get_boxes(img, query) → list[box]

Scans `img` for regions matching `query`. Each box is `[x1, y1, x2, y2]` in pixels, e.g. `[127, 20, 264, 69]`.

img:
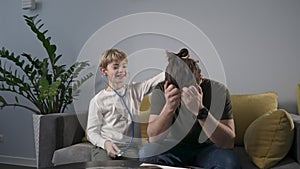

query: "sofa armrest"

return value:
[290, 114, 300, 163]
[36, 113, 85, 168]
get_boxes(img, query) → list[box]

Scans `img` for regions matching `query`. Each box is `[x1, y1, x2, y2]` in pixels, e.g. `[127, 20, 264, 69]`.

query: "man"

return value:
[139, 48, 241, 169]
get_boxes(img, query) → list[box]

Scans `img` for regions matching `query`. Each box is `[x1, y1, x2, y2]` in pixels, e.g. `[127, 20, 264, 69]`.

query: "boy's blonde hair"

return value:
[99, 49, 128, 68]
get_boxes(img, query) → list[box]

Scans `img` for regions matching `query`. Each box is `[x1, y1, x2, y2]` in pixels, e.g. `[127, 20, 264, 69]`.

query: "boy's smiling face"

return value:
[102, 59, 128, 89]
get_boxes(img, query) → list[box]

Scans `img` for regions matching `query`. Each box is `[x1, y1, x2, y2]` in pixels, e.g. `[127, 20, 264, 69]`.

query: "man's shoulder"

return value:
[202, 78, 229, 94]
[202, 78, 227, 88]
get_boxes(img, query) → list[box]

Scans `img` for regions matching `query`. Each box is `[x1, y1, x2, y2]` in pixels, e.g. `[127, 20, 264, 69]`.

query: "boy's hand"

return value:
[181, 85, 204, 115]
[104, 140, 120, 158]
[164, 81, 181, 112]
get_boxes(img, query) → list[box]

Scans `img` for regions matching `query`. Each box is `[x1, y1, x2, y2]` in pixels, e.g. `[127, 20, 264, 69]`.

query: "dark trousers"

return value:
[139, 141, 241, 169]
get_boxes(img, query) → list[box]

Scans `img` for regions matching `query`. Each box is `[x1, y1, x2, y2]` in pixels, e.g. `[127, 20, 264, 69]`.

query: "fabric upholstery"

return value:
[290, 114, 300, 163]
[52, 142, 93, 165]
[56, 113, 86, 148]
[234, 146, 300, 169]
[244, 109, 294, 169]
[140, 95, 151, 112]
[231, 92, 278, 145]
[37, 96, 300, 168]
[36, 113, 86, 168]
[140, 96, 151, 144]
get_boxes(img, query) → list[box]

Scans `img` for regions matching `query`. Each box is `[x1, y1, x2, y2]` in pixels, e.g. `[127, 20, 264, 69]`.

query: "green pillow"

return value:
[231, 92, 278, 145]
[244, 109, 294, 169]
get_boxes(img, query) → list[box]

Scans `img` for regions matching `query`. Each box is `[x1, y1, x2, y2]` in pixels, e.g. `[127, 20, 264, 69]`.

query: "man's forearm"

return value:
[199, 115, 235, 148]
[147, 107, 174, 142]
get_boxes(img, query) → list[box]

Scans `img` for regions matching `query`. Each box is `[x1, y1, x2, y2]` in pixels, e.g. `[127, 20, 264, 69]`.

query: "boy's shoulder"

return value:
[90, 89, 107, 100]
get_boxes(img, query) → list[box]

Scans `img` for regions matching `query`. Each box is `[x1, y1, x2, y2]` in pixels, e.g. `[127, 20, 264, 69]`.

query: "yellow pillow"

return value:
[244, 109, 294, 169]
[140, 96, 151, 144]
[231, 92, 278, 145]
[140, 95, 151, 112]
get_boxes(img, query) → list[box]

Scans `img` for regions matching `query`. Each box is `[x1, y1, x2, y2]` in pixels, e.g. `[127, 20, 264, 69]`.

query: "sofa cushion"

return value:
[52, 142, 93, 166]
[289, 114, 300, 163]
[140, 95, 151, 112]
[244, 109, 294, 169]
[231, 92, 278, 145]
[140, 96, 151, 144]
[234, 146, 300, 169]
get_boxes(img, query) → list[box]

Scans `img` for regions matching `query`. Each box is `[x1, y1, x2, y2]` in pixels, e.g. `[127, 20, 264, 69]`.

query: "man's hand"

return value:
[164, 81, 181, 112]
[104, 140, 120, 158]
[181, 85, 204, 115]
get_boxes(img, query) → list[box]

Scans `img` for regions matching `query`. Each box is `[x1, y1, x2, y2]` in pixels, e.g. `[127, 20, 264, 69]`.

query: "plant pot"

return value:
[32, 113, 62, 168]
[32, 114, 42, 167]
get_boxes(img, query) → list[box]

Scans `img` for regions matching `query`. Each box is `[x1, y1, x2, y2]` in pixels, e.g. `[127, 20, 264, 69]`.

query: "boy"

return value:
[86, 49, 164, 161]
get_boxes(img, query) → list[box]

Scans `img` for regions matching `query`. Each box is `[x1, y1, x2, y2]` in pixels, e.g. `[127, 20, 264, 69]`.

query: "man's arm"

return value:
[147, 82, 181, 142]
[182, 85, 235, 148]
[199, 117, 235, 148]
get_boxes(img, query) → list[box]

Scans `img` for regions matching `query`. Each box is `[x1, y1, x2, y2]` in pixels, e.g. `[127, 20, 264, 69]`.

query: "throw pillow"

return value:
[231, 92, 278, 145]
[244, 109, 294, 169]
[140, 96, 151, 144]
[140, 95, 151, 112]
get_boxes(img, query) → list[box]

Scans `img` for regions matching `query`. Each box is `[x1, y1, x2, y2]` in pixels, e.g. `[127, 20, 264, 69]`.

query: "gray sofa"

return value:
[36, 112, 300, 169]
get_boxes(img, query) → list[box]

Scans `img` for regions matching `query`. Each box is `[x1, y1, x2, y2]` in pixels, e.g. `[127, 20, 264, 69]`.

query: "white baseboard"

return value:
[0, 155, 36, 167]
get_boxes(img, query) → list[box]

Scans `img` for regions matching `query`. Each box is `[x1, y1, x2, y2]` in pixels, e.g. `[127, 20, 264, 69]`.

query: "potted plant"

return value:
[0, 15, 92, 114]
[0, 15, 93, 167]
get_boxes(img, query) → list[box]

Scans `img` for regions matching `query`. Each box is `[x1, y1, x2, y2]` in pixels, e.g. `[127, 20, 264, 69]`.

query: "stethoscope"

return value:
[102, 76, 134, 157]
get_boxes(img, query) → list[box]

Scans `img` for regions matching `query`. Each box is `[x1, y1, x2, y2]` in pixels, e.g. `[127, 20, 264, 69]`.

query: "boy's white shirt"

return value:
[87, 72, 165, 149]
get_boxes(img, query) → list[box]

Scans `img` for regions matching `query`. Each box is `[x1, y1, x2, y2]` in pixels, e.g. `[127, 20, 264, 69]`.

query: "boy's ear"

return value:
[100, 67, 107, 76]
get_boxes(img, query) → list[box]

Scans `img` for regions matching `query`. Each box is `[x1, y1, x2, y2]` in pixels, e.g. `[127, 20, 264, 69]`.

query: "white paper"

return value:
[140, 163, 191, 169]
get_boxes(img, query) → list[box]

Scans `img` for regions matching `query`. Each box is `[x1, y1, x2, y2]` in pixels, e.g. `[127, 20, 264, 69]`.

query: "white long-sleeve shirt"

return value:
[87, 72, 164, 149]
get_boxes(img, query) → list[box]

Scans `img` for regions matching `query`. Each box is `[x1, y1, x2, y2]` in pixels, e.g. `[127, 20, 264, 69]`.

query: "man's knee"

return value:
[195, 146, 241, 169]
[138, 144, 160, 163]
[213, 149, 241, 169]
[139, 142, 164, 158]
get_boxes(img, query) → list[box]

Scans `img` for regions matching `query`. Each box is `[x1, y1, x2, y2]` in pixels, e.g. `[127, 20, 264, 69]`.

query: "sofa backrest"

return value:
[140, 92, 279, 146]
[231, 92, 278, 145]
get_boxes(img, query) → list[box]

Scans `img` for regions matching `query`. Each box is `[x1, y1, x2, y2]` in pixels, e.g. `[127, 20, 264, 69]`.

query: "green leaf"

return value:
[38, 78, 49, 100]
[48, 81, 60, 101]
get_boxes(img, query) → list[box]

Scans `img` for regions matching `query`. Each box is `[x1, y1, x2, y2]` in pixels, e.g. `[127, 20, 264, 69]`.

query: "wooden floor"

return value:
[0, 163, 36, 169]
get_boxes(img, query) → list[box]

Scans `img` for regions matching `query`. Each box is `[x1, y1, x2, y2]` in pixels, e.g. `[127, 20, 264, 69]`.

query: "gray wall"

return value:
[1, 0, 300, 166]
